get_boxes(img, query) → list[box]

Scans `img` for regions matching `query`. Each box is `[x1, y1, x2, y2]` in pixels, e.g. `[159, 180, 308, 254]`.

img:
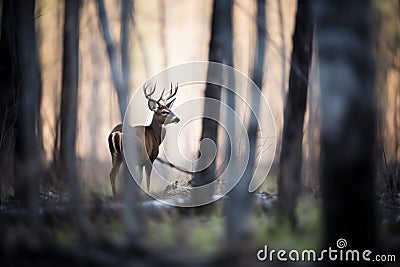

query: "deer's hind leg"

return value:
[110, 155, 122, 196]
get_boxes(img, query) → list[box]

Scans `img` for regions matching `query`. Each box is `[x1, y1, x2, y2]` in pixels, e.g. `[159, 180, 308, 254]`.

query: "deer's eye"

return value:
[162, 111, 169, 116]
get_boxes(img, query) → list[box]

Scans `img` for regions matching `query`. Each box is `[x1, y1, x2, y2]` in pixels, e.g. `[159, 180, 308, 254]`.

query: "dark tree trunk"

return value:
[315, 0, 377, 252]
[191, 0, 233, 206]
[59, 0, 80, 191]
[278, 0, 313, 225]
[225, 0, 266, 241]
[13, 0, 43, 199]
[192, 0, 232, 187]
[120, 0, 142, 239]
[0, 0, 18, 199]
[59, 0, 84, 233]
[13, 0, 43, 228]
[224, 0, 235, 164]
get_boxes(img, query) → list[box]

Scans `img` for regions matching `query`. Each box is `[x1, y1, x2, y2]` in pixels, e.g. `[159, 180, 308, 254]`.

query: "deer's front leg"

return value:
[132, 164, 144, 188]
[144, 162, 152, 191]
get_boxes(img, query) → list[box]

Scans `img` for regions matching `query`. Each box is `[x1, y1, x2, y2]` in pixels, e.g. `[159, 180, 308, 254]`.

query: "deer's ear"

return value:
[166, 98, 176, 108]
[148, 99, 158, 111]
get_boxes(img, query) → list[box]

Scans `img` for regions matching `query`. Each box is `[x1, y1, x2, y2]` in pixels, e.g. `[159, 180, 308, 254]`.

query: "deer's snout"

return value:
[164, 113, 180, 124]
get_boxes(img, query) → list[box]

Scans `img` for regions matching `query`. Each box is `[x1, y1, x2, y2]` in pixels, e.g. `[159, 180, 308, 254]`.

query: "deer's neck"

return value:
[149, 119, 165, 146]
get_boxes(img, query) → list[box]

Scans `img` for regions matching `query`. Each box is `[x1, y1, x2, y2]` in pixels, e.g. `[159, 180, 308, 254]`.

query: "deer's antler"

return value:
[144, 82, 178, 104]
[164, 83, 179, 103]
[143, 83, 157, 101]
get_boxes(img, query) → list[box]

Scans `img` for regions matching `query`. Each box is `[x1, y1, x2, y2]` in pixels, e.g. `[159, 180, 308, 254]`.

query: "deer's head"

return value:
[144, 83, 180, 125]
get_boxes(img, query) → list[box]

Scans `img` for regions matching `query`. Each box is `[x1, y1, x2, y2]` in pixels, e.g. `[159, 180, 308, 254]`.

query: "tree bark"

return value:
[96, 0, 128, 119]
[277, 0, 286, 104]
[13, 0, 43, 229]
[225, 0, 266, 241]
[0, 0, 18, 199]
[191, 0, 233, 205]
[278, 0, 313, 225]
[120, 0, 143, 239]
[223, 0, 235, 172]
[60, 0, 80, 191]
[59, 0, 84, 233]
[315, 0, 377, 252]
[121, 0, 131, 95]
[192, 0, 231, 186]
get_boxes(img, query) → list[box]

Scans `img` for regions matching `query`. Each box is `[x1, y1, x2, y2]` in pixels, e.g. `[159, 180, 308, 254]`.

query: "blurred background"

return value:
[35, 0, 296, 193]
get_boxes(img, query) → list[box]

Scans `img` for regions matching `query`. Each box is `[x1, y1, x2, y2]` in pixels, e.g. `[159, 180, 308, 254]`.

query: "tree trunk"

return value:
[191, 0, 233, 205]
[121, 0, 131, 95]
[159, 0, 168, 69]
[59, 0, 84, 233]
[315, 0, 377, 251]
[0, 0, 18, 199]
[222, 0, 235, 175]
[96, 0, 128, 119]
[120, 0, 143, 239]
[13, 0, 43, 229]
[277, 0, 313, 225]
[277, 0, 286, 104]
[60, 0, 80, 191]
[225, 0, 266, 241]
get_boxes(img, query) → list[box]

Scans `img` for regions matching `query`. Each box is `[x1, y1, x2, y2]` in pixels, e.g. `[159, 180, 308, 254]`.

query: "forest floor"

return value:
[1, 177, 400, 266]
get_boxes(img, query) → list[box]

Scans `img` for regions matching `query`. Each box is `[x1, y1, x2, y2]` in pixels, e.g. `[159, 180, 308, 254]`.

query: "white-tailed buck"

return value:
[108, 83, 180, 195]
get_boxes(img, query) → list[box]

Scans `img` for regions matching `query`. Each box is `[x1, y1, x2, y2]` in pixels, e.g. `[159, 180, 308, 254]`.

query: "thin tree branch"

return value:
[96, 0, 126, 117]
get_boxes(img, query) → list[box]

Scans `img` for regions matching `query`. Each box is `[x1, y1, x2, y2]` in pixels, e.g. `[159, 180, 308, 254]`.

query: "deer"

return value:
[108, 83, 180, 196]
